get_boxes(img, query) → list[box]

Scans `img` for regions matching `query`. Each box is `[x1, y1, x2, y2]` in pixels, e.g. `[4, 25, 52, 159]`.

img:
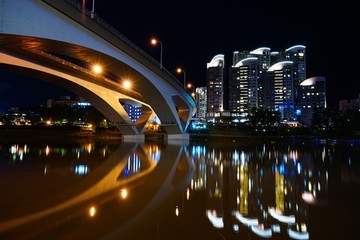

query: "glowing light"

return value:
[89, 206, 96, 217]
[301, 192, 315, 203]
[87, 143, 92, 153]
[234, 211, 259, 226]
[75, 165, 89, 175]
[92, 64, 102, 74]
[120, 188, 128, 199]
[251, 224, 272, 238]
[268, 207, 295, 224]
[175, 206, 179, 216]
[45, 145, 50, 156]
[288, 228, 309, 240]
[176, 67, 183, 74]
[150, 38, 159, 46]
[206, 210, 224, 228]
[176, 67, 186, 88]
[123, 80, 132, 89]
[150, 38, 163, 69]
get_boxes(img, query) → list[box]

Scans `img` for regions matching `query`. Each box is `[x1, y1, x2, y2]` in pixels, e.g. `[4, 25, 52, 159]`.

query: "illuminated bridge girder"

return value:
[0, 0, 196, 141]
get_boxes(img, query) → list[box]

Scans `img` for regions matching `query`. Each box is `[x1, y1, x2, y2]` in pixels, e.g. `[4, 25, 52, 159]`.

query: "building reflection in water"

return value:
[6, 142, 162, 178]
[2, 139, 359, 239]
[188, 141, 334, 239]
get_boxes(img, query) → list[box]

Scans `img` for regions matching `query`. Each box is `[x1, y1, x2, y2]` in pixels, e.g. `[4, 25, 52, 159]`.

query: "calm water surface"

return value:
[0, 137, 359, 240]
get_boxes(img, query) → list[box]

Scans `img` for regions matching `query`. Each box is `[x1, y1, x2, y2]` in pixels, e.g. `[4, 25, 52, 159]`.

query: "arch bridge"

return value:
[0, 0, 196, 142]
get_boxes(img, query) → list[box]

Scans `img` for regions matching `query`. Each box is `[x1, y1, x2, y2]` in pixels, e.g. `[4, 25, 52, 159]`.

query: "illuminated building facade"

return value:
[229, 48, 271, 121]
[299, 76, 327, 126]
[195, 87, 207, 120]
[229, 46, 305, 121]
[122, 104, 141, 122]
[206, 54, 225, 120]
[272, 45, 307, 120]
[266, 61, 296, 120]
[214, 45, 323, 124]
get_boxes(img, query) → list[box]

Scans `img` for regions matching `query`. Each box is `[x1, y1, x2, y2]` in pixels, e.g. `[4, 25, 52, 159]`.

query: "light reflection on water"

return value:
[185, 139, 360, 240]
[0, 138, 359, 239]
[189, 141, 329, 239]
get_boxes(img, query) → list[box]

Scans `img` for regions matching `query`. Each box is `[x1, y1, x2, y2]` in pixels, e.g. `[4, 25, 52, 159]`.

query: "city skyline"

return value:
[88, 0, 358, 107]
[0, 0, 359, 110]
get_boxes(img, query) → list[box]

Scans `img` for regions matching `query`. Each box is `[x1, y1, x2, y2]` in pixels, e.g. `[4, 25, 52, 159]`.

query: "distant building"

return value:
[299, 76, 327, 126]
[206, 54, 225, 121]
[122, 104, 141, 122]
[275, 45, 307, 115]
[46, 96, 91, 108]
[229, 47, 271, 121]
[339, 93, 360, 112]
[195, 87, 207, 120]
[228, 45, 306, 121]
[267, 60, 296, 120]
[204, 45, 324, 126]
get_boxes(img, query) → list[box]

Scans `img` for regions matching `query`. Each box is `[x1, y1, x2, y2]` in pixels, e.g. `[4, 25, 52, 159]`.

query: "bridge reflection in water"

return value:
[0, 138, 359, 239]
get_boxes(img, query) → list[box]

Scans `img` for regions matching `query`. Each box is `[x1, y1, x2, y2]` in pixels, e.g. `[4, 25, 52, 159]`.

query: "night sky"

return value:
[0, 0, 359, 111]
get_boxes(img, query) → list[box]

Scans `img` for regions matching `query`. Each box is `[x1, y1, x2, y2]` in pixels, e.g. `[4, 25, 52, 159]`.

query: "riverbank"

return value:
[1, 125, 359, 145]
[0, 125, 123, 143]
[189, 129, 360, 145]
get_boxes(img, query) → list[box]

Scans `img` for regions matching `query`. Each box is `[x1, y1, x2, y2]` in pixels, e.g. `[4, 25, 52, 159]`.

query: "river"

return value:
[0, 135, 359, 239]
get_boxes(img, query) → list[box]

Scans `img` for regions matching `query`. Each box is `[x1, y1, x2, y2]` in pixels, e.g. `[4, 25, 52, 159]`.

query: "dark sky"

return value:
[0, 0, 359, 110]
[91, 0, 358, 107]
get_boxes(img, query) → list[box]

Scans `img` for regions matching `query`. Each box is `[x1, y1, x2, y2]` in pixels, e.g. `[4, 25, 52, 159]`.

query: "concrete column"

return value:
[165, 133, 190, 144]
[122, 134, 145, 143]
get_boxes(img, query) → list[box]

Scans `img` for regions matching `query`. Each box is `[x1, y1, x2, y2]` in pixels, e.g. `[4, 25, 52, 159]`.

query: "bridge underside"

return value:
[0, 0, 196, 142]
[0, 34, 193, 142]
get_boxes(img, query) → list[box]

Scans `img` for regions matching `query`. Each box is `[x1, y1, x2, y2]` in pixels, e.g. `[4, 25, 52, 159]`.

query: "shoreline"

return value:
[0, 125, 123, 143]
[0, 126, 359, 144]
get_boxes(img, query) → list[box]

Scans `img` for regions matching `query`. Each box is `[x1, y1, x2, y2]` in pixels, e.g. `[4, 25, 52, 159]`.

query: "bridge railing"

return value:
[64, 0, 181, 85]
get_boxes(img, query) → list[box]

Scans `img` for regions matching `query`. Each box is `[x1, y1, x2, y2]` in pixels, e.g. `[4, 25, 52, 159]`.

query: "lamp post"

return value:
[187, 83, 195, 98]
[176, 67, 186, 89]
[150, 38, 163, 69]
[91, 0, 95, 18]
[187, 83, 194, 92]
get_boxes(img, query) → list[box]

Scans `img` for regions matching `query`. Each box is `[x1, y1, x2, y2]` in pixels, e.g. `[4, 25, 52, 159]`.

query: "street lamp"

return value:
[187, 83, 194, 92]
[176, 67, 186, 89]
[150, 38, 163, 69]
[187, 83, 195, 98]
[123, 80, 132, 89]
[92, 64, 102, 74]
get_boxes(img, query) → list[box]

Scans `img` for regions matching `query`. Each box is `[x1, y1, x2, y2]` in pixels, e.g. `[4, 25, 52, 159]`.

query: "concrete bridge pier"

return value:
[122, 134, 145, 143]
[165, 133, 190, 143]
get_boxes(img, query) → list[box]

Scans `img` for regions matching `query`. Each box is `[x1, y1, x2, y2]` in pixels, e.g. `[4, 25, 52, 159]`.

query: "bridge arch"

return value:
[0, 0, 196, 141]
